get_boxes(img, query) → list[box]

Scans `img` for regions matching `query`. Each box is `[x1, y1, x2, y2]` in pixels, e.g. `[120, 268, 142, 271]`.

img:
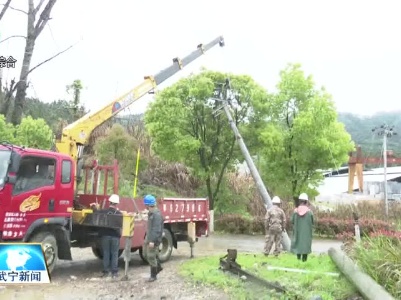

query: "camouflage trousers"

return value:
[264, 228, 283, 256]
[143, 242, 160, 267]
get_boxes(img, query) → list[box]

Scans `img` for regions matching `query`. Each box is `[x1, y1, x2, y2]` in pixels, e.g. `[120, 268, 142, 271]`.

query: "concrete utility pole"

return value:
[212, 79, 291, 251]
[372, 124, 397, 217]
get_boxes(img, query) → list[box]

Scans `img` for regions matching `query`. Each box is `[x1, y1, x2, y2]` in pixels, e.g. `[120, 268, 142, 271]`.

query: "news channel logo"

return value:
[0, 243, 50, 284]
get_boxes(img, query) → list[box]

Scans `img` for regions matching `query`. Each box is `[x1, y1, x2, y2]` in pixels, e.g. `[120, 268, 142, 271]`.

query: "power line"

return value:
[47, 23, 59, 51]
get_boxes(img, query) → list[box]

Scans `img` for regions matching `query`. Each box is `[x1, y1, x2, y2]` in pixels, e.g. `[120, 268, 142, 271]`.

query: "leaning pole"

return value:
[218, 80, 291, 251]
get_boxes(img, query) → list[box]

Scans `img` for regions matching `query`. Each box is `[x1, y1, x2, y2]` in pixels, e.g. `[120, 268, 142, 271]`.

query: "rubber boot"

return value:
[147, 267, 157, 282]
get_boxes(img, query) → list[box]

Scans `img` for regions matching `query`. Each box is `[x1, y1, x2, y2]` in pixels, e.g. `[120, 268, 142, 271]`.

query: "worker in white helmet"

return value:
[290, 192, 314, 262]
[99, 194, 123, 279]
[264, 196, 286, 257]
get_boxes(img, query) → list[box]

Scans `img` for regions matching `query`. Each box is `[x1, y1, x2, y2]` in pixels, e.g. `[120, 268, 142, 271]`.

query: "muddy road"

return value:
[0, 234, 342, 300]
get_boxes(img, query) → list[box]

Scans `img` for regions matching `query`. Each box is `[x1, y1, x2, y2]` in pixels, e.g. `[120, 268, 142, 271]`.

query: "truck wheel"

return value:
[138, 247, 147, 264]
[138, 229, 174, 264]
[159, 229, 173, 263]
[30, 232, 58, 274]
[91, 246, 123, 260]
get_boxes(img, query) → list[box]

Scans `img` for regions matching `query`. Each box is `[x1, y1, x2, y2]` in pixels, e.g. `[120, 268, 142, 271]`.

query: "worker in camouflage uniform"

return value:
[142, 194, 164, 282]
[264, 196, 286, 257]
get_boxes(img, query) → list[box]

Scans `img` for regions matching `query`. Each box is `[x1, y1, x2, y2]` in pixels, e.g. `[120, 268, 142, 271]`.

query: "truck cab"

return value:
[0, 143, 74, 272]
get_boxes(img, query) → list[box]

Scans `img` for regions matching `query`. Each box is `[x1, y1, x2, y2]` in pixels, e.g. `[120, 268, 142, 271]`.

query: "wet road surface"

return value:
[194, 233, 342, 255]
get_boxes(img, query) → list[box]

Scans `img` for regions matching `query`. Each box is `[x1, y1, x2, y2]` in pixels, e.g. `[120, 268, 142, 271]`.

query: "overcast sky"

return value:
[1, 0, 400, 117]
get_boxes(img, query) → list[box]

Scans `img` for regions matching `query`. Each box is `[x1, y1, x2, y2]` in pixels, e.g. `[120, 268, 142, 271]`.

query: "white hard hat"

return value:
[109, 194, 120, 204]
[299, 193, 309, 201]
[272, 196, 281, 204]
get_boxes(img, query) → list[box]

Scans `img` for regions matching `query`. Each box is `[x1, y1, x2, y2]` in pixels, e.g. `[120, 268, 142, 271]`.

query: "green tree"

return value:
[257, 63, 354, 200]
[15, 116, 54, 149]
[0, 114, 15, 142]
[94, 124, 140, 182]
[144, 69, 268, 209]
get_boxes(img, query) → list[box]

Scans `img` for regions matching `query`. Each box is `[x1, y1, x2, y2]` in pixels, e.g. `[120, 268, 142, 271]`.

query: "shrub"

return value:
[314, 218, 392, 238]
[215, 214, 393, 237]
[312, 201, 401, 225]
[369, 229, 401, 240]
[215, 214, 286, 235]
[214, 214, 253, 234]
[249, 216, 265, 234]
[351, 235, 401, 298]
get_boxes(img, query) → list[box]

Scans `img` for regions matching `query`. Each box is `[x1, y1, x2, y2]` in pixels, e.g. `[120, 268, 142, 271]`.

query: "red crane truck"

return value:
[0, 144, 209, 273]
[0, 36, 224, 273]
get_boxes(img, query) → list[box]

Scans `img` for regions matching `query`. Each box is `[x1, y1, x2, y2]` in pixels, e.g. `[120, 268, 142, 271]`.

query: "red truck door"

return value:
[2, 155, 73, 240]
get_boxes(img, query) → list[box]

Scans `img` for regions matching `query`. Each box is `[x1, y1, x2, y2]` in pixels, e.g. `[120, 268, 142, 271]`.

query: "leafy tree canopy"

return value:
[144, 69, 268, 209]
[0, 114, 15, 142]
[0, 114, 53, 149]
[256, 63, 354, 200]
[16, 116, 54, 149]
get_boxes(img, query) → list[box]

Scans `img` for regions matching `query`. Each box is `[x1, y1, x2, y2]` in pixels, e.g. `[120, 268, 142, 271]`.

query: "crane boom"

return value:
[55, 36, 225, 162]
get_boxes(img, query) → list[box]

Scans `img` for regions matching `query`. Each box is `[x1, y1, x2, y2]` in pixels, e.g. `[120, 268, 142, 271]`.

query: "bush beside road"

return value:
[215, 201, 401, 238]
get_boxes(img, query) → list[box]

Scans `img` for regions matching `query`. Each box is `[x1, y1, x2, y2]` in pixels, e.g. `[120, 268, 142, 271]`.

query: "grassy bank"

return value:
[179, 253, 359, 300]
[350, 234, 401, 299]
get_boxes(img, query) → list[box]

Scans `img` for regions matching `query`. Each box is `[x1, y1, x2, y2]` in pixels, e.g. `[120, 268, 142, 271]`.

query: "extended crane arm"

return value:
[55, 36, 225, 162]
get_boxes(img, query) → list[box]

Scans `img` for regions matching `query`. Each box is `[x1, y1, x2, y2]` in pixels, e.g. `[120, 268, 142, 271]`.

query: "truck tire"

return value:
[159, 229, 173, 263]
[30, 232, 58, 274]
[138, 247, 147, 264]
[91, 246, 123, 260]
[138, 229, 174, 264]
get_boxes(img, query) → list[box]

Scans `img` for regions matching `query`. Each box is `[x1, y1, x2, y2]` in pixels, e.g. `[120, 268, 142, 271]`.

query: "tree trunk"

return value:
[0, 0, 12, 22]
[9, 0, 58, 125]
[206, 176, 214, 210]
[74, 89, 80, 119]
[10, 36, 35, 125]
[0, 79, 16, 118]
[293, 196, 300, 207]
[292, 180, 299, 207]
[0, 69, 3, 105]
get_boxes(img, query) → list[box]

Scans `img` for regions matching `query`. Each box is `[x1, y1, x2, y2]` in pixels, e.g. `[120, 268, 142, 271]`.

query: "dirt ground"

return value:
[0, 245, 230, 300]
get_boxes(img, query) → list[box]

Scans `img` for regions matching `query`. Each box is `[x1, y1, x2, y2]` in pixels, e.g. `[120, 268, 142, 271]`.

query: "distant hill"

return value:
[338, 111, 401, 156]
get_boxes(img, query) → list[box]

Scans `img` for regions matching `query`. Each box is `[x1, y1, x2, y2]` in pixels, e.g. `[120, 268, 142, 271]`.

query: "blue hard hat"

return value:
[144, 194, 156, 206]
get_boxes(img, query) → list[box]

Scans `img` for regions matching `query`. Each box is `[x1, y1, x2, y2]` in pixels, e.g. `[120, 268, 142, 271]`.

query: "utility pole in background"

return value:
[372, 124, 397, 217]
[212, 79, 291, 251]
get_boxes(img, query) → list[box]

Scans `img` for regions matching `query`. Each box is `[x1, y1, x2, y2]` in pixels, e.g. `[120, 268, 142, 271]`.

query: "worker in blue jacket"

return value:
[142, 194, 164, 282]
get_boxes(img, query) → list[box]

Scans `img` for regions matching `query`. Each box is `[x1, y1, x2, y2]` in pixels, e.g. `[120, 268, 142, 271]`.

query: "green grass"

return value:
[179, 253, 359, 300]
[352, 236, 401, 298]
